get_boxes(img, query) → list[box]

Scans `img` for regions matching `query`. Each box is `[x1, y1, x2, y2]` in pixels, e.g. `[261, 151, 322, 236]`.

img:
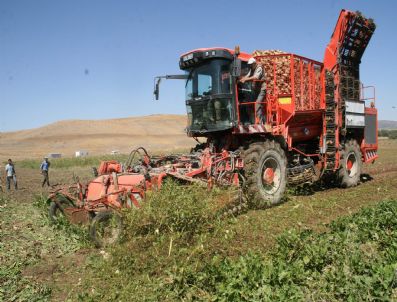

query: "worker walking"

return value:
[240, 58, 266, 124]
[5, 159, 18, 191]
[40, 157, 51, 187]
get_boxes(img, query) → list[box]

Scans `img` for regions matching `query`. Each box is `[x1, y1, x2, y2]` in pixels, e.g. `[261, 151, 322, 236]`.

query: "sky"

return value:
[0, 0, 396, 132]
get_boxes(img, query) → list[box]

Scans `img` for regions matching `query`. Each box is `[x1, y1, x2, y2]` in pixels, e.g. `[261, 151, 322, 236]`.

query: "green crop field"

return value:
[1, 139, 396, 301]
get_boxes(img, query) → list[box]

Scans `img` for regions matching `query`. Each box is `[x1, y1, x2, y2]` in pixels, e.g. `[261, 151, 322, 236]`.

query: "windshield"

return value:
[185, 59, 232, 99]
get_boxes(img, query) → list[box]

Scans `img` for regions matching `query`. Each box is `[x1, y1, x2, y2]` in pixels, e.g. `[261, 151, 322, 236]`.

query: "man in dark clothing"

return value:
[40, 157, 51, 187]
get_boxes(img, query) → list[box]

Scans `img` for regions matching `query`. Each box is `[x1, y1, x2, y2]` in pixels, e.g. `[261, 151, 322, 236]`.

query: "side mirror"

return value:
[153, 75, 188, 100]
[154, 77, 161, 100]
[232, 59, 241, 77]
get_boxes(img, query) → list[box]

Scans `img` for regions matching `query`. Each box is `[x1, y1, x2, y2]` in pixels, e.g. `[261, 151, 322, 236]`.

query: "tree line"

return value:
[379, 129, 397, 139]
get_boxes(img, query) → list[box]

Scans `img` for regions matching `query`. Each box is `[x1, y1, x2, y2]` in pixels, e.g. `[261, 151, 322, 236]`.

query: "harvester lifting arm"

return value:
[153, 74, 188, 100]
[323, 9, 376, 74]
[125, 147, 151, 168]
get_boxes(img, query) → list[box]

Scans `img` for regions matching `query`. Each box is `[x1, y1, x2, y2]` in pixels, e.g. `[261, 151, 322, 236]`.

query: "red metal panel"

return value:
[310, 63, 313, 108]
[299, 59, 304, 110]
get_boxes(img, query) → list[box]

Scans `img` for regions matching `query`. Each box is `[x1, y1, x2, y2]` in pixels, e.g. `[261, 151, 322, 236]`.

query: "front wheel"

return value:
[89, 211, 123, 248]
[243, 140, 287, 207]
[338, 139, 362, 188]
[48, 195, 75, 224]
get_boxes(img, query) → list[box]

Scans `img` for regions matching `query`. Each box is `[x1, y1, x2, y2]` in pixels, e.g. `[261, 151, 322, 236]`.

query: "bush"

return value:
[123, 180, 219, 238]
[379, 129, 397, 139]
[390, 130, 397, 139]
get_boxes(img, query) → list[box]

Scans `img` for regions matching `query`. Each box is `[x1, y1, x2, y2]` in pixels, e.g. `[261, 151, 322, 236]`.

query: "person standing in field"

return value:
[40, 157, 51, 187]
[5, 159, 18, 191]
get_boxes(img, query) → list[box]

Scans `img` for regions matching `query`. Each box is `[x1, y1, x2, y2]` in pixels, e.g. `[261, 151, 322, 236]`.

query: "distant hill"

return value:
[2, 115, 396, 161]
[379, 120, 397, 129]
[0, 114, 196, 161]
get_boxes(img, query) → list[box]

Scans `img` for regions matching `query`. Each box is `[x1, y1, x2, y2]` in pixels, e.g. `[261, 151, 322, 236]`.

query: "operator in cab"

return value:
[239, 58, 266, 124]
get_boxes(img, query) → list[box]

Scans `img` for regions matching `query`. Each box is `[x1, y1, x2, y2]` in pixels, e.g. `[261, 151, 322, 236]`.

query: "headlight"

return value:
[183, 53, 193, 62]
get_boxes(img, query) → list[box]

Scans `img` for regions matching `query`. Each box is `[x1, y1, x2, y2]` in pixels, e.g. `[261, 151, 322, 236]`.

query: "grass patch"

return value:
[33, 194, 91, 249]
[0, 263, 52, 302]
[0, 194, 90, 302]
[379, 129, 397, 139]
[0, 195, 53, 301]
[74, 195, 397, 301]
[16, 148, 191, 170]
[75, 181, 231, 301]
[17, 154, 129, 169]
[2, 139, 396, 300]
[122, 180, 222, 237]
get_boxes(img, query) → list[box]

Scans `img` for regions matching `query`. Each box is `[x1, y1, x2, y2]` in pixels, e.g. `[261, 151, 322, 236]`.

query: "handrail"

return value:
[361, 85, 376, 106]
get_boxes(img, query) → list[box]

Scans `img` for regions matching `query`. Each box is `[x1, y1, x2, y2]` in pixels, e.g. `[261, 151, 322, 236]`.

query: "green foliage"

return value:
[0, 193, 91, 302]
[0, 262, 52, 302]
[77, 180, 227, 301]
[0, 195, 53, 302]
[164, 200, 397, 301]
[379, 129, 397, 139]
[123, 180, 220, 237]
[16, 148, 191, 169]
[391, 131, 397, 139]
[17, 154, 128, 169]
[33, 194, 90, 249]
[22, 163, 397, 301]
[378, 129, 388, 137]
[74, 184, 397, 301]
[0, 194, 6, 207]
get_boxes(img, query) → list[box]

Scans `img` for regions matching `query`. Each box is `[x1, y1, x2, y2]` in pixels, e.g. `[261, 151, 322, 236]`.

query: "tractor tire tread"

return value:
[242, 139, 287, 208]
[338, 139, 362, 188]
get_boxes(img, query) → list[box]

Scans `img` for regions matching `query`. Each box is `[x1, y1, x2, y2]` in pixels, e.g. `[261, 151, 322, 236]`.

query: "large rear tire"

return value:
[338, 139, 362, 188]
[243, 140, 287, 207]
[89, 211, 123, 248]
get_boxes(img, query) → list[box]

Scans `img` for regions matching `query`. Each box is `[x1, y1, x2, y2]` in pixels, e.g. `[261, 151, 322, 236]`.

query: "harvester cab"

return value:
[154, 47, 253, 137]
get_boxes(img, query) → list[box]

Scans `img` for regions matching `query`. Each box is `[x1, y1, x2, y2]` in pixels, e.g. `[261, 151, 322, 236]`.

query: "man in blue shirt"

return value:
[40, 157, 51, 187]
[5, 159, 17, 190]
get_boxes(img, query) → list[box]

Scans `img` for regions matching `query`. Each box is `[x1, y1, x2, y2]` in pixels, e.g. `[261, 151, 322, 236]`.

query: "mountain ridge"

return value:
[0, 114, 194, 161]
[1, 115, 395, 161]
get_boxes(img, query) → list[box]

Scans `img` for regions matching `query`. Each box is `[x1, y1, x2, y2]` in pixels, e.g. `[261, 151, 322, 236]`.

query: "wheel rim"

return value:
[260, 156, 281, 194]
[346, 152, 358, 177]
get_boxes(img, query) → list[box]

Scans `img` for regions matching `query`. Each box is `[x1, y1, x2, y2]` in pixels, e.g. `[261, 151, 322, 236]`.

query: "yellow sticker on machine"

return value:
[278, 97, 292, 104]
